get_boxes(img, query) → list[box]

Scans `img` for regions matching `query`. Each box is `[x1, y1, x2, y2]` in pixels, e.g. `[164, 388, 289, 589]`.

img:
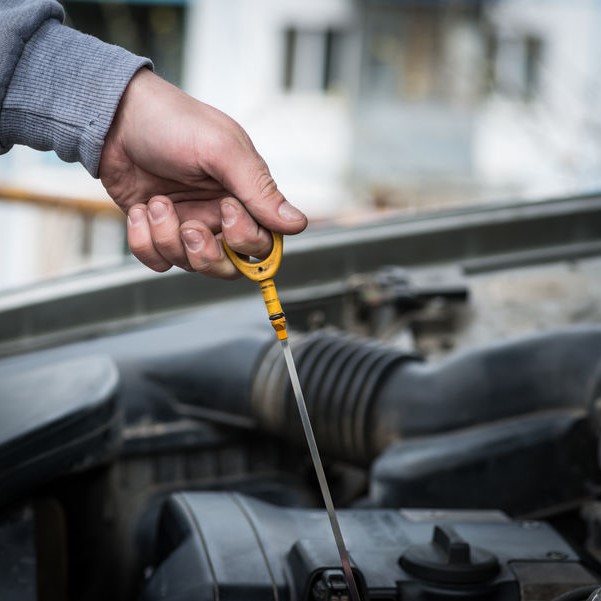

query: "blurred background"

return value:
[2, 0, 601, 290]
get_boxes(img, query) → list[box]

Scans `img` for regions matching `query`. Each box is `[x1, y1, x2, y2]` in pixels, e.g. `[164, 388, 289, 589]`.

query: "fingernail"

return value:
[148, 200, 168, 223]
[221, 202, 237, 227]
[278, 200, 304, 222]
[128, 207, 145, 226]
[181, 228, 206, 253]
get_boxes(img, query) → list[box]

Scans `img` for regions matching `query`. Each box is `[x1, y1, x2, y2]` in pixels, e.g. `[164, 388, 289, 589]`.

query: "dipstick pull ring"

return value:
[223, 232, 288, 340]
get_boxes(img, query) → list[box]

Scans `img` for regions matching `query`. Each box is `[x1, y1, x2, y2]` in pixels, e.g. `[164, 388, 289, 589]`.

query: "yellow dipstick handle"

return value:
[223, 232, 288, 340]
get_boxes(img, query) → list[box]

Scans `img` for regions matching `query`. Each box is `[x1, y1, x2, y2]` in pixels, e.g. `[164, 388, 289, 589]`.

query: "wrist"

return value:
[0, 19, 152, 176]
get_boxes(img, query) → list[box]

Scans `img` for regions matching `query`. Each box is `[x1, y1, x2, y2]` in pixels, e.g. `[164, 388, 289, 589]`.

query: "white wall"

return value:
[475, 0, 601, 198]
[183, 0, 359, 218]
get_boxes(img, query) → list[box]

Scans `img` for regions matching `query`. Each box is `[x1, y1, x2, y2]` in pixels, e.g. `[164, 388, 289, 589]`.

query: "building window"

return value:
[486, 32, 544, 101]
[282, 27, 348, 94]
[361, 4, 486, 106]
[61, 1, 187, 86]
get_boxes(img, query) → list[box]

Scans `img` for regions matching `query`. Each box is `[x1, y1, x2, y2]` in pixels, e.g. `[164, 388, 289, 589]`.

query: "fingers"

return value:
[219, 197, 272, 258]
[126, 196, 265, 278]
[127, 192, 286, 278]
[127, 196, 191, 272]
[127, 204, 172, 272]
[177, 198, 273, 279]
[180, 222, 239, 279]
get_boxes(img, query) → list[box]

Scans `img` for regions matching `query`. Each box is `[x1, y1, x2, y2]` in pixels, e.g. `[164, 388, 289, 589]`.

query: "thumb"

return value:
[209, 128, 308, 234]
[238, 168, 308, 234]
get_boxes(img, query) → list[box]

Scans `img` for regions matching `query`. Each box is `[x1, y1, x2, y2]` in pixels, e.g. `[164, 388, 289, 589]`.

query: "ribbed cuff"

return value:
[0, 19, 152, 176]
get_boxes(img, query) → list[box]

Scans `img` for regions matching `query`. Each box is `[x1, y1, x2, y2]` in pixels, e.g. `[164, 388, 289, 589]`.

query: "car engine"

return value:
[2, 195, 601, 601]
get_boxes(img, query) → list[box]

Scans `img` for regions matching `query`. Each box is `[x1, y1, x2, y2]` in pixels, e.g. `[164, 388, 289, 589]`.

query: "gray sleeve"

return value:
[0, 0, 152, 176]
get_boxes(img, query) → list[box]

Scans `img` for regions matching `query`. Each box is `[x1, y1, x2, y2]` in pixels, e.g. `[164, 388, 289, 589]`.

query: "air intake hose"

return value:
[251, 326, 601, 465]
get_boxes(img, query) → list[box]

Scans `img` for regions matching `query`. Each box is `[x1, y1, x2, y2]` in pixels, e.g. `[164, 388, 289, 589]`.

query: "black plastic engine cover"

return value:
[141, 492, 599, 601]
[0, 355, 120, 507]
[369, 410, 601, 516]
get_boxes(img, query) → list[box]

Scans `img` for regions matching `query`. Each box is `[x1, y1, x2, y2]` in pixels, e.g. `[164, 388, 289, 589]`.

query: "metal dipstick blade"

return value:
[280, 339, 363, 601]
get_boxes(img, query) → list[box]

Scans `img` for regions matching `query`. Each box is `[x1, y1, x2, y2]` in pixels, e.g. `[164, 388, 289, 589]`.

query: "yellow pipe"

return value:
[0, 185, 123, 218]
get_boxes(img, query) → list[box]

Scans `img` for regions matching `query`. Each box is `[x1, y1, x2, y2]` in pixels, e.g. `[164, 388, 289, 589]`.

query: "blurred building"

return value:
[185, 0, 601, 212]
[1, 0, 601, 288]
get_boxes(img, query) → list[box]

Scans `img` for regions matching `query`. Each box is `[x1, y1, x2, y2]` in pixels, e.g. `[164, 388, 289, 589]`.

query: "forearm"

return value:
[0, 0, 63, 102]
[0, 0, 151, 176]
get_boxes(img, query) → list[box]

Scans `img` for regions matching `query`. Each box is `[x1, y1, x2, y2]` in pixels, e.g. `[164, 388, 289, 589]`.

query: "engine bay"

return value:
[2, 195, 601, 601]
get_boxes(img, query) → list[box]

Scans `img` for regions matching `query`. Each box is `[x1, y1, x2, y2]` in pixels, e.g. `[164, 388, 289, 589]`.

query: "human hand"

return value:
[98, 68, 307, 278]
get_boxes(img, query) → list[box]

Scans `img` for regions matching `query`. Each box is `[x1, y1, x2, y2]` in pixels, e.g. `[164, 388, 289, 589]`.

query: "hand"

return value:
[98, 69, 307, 278]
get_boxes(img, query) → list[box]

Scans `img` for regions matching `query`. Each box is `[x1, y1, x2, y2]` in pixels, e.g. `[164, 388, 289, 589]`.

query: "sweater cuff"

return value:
[0, 19, 152, 176]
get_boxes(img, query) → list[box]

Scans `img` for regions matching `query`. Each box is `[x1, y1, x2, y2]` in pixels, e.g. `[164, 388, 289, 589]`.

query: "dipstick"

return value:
[223, 232, 363, 601]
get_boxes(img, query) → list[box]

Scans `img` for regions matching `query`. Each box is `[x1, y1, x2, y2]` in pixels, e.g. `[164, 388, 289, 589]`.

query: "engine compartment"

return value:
[3, 195, 601, 601]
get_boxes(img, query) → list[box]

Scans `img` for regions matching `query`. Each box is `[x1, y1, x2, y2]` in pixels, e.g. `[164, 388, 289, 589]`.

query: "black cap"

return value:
[400, 525, 500, 584]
